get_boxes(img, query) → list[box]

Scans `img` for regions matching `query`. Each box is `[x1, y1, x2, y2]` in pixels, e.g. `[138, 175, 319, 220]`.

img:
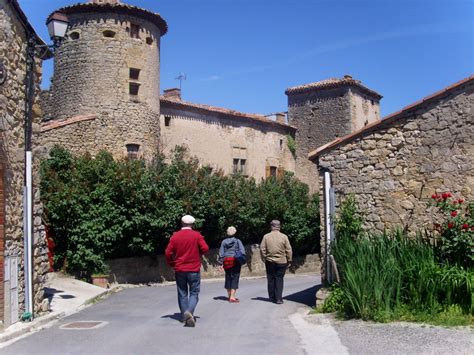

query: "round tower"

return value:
[45, 0, 167, 160]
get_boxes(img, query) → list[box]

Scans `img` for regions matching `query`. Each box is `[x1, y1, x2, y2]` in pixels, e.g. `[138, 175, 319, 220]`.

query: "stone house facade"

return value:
[286, 75, 382, 191]
[160, 89, 296, 180]
[309, 76, 474, 283]
[0, 0, 51, 327]
[40, 0, 168, 161]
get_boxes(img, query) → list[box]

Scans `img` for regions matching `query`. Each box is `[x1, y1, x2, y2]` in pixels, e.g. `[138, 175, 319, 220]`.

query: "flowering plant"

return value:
[431, 193, 473, 268]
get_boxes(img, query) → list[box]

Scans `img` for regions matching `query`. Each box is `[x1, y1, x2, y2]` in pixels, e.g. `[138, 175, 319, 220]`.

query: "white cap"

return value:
[227, 226, 237, 236]
[181, 215, 195, 224]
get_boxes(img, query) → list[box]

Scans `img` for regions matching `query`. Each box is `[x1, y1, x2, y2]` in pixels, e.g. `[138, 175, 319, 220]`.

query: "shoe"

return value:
[276, 300, 284, 304]
[184, 311, 195, 327]
[229, 298, 240, 303]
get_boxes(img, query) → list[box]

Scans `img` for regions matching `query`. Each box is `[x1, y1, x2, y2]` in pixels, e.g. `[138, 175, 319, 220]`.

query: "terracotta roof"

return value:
[7, 0, 53, 59]
[41, 114, 97, 132]
[161, 97, 296, 131]
[285, 76, 382, 99]
[48, 1, 168, 36]
[308, 75, 474, 161]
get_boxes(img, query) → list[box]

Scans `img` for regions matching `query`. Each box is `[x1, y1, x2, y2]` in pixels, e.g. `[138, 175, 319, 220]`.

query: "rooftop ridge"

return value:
[286, 75, 382, 99]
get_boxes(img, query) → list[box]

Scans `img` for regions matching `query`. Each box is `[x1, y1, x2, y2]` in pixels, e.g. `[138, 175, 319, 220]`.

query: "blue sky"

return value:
[20, 0, 473, 117]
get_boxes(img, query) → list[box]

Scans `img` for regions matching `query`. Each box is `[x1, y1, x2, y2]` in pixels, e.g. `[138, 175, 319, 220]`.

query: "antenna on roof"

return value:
[175, 72, 187, 91]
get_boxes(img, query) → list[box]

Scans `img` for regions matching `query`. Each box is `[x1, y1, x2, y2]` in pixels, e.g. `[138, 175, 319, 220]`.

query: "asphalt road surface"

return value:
[2, 275, 320, 355]
[2, 274, 473, 355]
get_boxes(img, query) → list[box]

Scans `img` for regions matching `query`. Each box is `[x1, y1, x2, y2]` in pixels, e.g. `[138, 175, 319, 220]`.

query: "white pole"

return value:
[26, 151, 33, 317]
[324, 171, 332, 284]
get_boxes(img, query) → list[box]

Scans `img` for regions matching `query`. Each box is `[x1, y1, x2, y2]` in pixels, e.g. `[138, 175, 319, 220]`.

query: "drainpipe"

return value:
[323, 170, 332, 284]
[23, 38, 36, 319]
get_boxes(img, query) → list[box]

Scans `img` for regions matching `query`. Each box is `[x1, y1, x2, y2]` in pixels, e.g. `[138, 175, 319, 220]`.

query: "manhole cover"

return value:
[60, 321, 107, 330]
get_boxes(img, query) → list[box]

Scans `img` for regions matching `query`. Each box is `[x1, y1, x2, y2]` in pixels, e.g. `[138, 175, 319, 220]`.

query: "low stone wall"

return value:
[107, 245, 320, 284]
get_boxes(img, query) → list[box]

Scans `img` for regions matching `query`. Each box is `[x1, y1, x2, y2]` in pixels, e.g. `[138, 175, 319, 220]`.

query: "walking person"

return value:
[260, 220, 292, 304]
[218, 226, 246, 303]
[165, 215, 209, 327]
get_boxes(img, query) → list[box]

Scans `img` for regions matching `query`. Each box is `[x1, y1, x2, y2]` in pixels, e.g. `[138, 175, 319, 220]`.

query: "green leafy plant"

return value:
[286, 135, 296, 156]
[335, 194, 364, 240]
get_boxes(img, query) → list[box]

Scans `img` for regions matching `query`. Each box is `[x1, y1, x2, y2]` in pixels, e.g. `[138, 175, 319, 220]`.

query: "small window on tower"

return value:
[69, 32, 80, 40]
[129, 82, 140, 96]
[129, 68, 140, 80]
[130, 23, 140, 39]
[280, 139, 283, 150]
[126, 144, 140, 160]
[103, 30, 116, 38]
[146, 37, 153, 45]
[164, 116, 171, 127]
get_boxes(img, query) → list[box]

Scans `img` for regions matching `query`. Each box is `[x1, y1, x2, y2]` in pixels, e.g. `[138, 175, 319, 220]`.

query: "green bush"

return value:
[41, 146, 320, 277]
[329, 196, 473, 323]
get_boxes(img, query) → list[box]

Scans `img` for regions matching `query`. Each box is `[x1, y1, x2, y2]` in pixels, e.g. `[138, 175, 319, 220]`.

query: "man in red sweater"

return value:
[165, 215, 209, 327]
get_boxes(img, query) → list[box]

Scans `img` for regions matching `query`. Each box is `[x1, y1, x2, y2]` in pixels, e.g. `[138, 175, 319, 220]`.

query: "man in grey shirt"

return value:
[260, 220, 293, 304]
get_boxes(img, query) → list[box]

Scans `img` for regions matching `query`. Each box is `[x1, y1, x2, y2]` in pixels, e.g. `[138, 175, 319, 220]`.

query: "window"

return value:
[146, 37, 153, 45]
[270, 166, 277, 177]
[164, 116, 171, 127]
[126, 144, 140, 160]
[130, 23, 140, 39]
[69, 32, 80, 40]
[129, 82, 140, 96]
[129, 68, 140, 80]
[280, 139, 283, 150]
[233, 159, 246, 175]
[103, 30, 116, 38]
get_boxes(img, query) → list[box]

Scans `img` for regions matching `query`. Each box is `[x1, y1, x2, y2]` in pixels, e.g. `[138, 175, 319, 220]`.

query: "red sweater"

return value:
[165, 228, 209, 272]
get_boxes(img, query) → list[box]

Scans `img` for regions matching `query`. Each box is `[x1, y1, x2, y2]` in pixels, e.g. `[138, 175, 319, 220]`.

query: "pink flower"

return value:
[451, 211, 458, 217]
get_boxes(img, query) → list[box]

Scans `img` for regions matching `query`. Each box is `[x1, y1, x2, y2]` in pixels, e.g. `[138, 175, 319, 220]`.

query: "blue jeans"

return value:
[175, 272, 201, 316]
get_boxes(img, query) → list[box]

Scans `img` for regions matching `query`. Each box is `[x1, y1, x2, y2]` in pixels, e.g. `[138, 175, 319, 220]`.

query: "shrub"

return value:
[431, 193, 473, 268]
[329, 195, 473, 322]
[41, 146, 320, 277]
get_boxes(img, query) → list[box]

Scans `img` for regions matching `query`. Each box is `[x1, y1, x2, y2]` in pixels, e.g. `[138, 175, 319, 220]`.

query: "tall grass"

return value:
[332, 229, 473, 320]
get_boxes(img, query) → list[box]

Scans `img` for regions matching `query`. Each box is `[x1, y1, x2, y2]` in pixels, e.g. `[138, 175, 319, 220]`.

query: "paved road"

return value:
[2, 274, 473, 354]
[2, 275, 320, 355]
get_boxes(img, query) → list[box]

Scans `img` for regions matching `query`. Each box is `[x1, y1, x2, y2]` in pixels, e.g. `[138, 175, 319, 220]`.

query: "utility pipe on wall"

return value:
[324, 170, 332, 284]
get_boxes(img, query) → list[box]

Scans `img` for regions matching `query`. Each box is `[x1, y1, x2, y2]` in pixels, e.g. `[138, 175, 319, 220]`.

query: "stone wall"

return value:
[287, 85, 380, 191]
[107, 245, 320, 284]
[0, 0, 48, 327]
[42, 10, 163, 161]
[315, 79, 473, 283]
[160, 104, 295, 180]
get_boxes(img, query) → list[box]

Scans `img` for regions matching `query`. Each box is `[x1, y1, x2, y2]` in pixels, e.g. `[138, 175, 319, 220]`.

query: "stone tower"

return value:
[285, 75, 382, 190]
[43, 0, 168, 160]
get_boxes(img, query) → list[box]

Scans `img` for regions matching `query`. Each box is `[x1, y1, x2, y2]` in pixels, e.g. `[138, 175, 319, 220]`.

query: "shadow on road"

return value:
[251, 296, 274, 303]
[284, 284, 321, 307]
[213, 296, 229, 301]
[161, 313, 183, 323]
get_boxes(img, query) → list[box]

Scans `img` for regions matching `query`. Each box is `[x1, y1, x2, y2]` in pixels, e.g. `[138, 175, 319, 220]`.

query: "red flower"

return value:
[451, 211, 458, 217]
[448, 222, 455, 229]
[458, 199, 464, 204]
[431, 194, 437, 199]
[442, 193, 448, 199]
[471, 226, 474, 231]
[462, 224, 469, 230]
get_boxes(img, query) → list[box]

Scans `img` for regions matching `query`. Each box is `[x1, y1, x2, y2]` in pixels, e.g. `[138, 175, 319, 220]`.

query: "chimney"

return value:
[163, 88, 181, 101]
[343, 74, 353, 80]
[275, 112, 286, 124]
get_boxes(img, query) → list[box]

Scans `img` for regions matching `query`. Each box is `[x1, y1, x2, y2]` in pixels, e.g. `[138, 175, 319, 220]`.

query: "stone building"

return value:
[0, 0, 51, 327]
[40, 0, 168, 161]
[286, 75, 382, 190]
[309, 76, 474, 283]
[160, 88, 295, 180]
